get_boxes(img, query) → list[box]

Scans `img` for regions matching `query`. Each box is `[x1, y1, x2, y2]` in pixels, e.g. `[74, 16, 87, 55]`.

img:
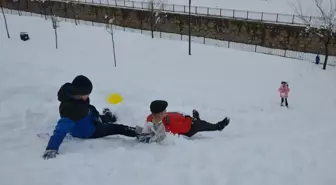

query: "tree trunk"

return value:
[322, 33, 331, 70]
[71, 3, 77, 25]
[40, 2, 47, 20]
[110, 23, 117, 67]
[151, 3, 154, 39]
[64, 4, 68, 18]
[54, 28, 58, 49]
[1, 6, 10, 38]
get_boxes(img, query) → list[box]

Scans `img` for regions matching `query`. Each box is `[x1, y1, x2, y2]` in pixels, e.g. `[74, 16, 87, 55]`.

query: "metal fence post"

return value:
[207, 7, 209, 16]
[220, 9, 222, 17]
[140, 19, 143, 33]
[276, 13, 279, 22]
[233, 10, 235, 18]
[41, 2, 47, 20]
[188, 0, 191, 55]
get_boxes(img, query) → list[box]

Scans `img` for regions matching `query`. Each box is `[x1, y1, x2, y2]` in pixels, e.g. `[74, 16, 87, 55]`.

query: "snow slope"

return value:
[1, 14, 336, 185]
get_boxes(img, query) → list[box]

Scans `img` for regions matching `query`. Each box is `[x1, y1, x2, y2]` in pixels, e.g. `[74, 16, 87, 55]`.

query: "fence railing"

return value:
[3, 8, 336, 66]
[50, 0, 321, 26]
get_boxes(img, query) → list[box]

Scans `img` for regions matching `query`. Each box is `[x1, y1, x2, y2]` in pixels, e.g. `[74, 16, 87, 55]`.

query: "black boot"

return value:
[192, 109, 200, 121]
[217, 117, 230, 131]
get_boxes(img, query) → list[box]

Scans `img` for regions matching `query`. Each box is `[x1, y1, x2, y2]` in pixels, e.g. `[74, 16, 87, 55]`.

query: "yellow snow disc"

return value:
[107, 93, 123, 104]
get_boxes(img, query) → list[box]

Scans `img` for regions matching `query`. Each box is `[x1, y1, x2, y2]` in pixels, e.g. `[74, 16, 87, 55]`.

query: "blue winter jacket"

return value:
[46, 83, 99, 151]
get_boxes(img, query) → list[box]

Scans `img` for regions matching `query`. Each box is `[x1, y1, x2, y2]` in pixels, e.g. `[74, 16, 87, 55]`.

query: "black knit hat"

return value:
[70, 75, 93, 95]
[150, 100, 168, 114]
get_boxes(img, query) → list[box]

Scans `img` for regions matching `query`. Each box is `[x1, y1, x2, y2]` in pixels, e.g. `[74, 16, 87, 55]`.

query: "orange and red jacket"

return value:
[146, 112, 192, 134]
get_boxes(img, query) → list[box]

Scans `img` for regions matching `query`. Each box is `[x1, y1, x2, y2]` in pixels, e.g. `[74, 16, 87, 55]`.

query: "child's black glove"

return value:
[43, 150, 58, 160]
[102, 108, 118, 123]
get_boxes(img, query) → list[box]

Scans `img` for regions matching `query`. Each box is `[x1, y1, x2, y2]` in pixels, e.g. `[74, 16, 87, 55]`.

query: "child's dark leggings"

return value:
[183, 119, 218, 137]
[89, 115, 138, 139]
[90, 123, 137, 138]
[281, 98, 288, 106]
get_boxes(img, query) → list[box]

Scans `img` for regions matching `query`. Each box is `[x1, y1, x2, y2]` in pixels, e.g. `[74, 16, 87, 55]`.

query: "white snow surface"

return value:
[1, 14, 336, 185]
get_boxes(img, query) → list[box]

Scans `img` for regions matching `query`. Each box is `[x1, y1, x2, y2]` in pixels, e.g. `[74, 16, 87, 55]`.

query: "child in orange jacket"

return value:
[144, 100, 230, 137]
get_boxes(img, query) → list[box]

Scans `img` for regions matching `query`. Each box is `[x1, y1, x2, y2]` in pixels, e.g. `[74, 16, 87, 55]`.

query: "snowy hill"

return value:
[1, 13, 336, 185]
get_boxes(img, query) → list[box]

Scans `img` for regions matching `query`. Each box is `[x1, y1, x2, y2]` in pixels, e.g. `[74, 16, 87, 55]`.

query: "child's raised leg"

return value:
[90, 123, 138, 138]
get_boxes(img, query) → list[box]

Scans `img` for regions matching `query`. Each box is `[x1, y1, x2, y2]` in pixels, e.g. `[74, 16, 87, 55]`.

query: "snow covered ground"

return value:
[1, 13, 336, 185]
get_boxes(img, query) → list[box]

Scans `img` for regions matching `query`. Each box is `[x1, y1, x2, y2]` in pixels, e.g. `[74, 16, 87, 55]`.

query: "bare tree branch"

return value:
[293, 0, 311, 26]
[293, 0, 336, 69]
[294, 0, 336, 33]
[315, 0, 327, 19]
[147, 0, 164, 38]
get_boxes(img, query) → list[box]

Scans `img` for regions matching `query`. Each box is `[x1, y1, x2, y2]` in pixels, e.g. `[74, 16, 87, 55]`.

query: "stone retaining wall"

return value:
[2, 0, 336, 55]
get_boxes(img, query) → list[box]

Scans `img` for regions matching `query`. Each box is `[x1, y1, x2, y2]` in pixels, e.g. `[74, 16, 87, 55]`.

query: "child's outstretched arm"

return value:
[138, 122, 166, 143]
[146, 122, 166, 143]
[43, 118, 75, 159]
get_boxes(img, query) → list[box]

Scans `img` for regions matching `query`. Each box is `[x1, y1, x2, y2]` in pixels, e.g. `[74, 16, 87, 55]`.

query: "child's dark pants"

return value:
[90, 123, 137, 139]
[281, 98, 288, 106]
[183, 119, 218, 137]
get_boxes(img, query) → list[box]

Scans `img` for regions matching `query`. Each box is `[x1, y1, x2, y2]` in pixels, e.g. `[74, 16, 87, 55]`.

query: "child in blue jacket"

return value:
[42, 75, 138, 159]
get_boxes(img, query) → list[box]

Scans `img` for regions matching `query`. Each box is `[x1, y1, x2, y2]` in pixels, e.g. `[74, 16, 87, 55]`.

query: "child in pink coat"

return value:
[278, 81, 290, 107]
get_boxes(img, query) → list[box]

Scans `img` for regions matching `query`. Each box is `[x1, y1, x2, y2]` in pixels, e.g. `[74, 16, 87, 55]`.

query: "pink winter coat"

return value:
[278, 84, 290, 98]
